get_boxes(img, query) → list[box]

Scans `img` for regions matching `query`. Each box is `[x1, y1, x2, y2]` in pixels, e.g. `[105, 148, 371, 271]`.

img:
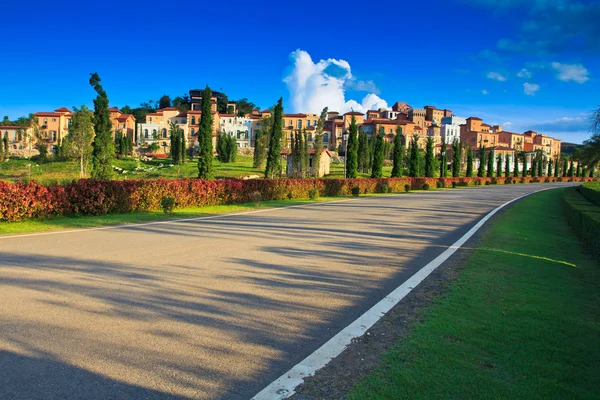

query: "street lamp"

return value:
[342, 132, 349, 179]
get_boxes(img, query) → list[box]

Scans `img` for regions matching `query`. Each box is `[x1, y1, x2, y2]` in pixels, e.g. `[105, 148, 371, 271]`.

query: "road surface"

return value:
[0, 184, 568, 399]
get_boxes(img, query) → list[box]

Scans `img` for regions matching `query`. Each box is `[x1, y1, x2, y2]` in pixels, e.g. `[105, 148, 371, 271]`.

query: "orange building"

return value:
[33, 107, 73, 146]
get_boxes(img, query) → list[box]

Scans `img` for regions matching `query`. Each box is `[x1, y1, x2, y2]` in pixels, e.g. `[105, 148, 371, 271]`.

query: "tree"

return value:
[409, 134, 420, 177]
[514, 152, 520, 177]
[496, 153, 503, 178]
[346, 115, 359, 178]
[554, 158, 559, 178]
[197, 85, 214, 179]
[312, 107, 327, 177]
[522, 153, 528, 177]
[357, 131, 369, 173]
[424, 136, 434, 177]
[486, 149, 494, 177]
[371, 129, 385, 178]
[173, 95, 191, 112]
[170, 122, 181, 164]
[568, 160, 574, 177]
[466, 146, 474, 177]
[391, 126, 404, 178]
[562, 158, 568, 176]
[180, 131, 186, 162]
[451, 139, 461, 177]
[576, 163, 581, 177]
[253, 116, 271, 169]
[216, 92, 229, 114]
[439, 137, 447, 178]
[89, 72, 115, 179]
[302, 129, 309, 177]
[159, 95, 171, 109]
[539, 154, 545, 176]
[265, 98, 283, 179]
[505, 153, 510, 177]
[64, 105, 94, 178]
[0, 131, 4, 161]
[235, 98, 256, 117]
[216, 131, 237, 163]
[477, 146, 486, 177]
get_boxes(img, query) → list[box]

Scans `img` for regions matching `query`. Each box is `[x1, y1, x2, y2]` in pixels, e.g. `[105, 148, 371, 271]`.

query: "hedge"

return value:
[563, 187, 600, 260]
[1, 176, 598, 222]
[578, 182, 600, 207]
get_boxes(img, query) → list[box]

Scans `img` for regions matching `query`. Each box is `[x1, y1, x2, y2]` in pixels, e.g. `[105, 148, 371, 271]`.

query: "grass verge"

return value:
[349, 188, 600, 400]
[0, 197, 344, 235]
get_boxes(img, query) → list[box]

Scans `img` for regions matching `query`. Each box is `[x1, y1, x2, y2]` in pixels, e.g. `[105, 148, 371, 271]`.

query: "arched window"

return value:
[162, 128, 167, 138]
[144, 129, 149, 138]
[43, 118, 48, 126]
[191, 116, 196, 124]
[149, 117, 153, 122]
[152, 129, 157, 137]
[190, 128, 195, 136]
[322, 133, 329, 143]
[297, 120, 302, 129]
[307, 120, 311, 127]
[288, 120, 292, 127]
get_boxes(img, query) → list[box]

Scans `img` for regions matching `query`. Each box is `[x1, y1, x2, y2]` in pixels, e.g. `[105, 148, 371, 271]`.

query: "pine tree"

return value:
[477, 146, 486, 177]
[576, 163, 581, 177]
[562, 159, 568, 176]
[253, 116, 271, 169]
[486, 149, 494, 177]
[505, 153, 510, 177]
[514, 152, 520, 177]
[466, 146, 474, 177]
[439, 137, 447, 178]
[312, 107, 327, 177]
[371, 130, 385, 178]
[197, 85, 214, 179]
[302, 129, 309, 178]
[424, 136, 434, 177]
[181, 131, 186, 163]
[357, 131, 369, 173]
[391, 126, 404, 178]
[496, 153, 503, 178]
[554, 158, 559, 177]
[547, 158, 552, 177]
[89, 72, 115, 179]
[539, 155, 545, 176]
[522, 153, 528, 177]
[346, 115, 359, 178]
[409, 134, 420, 177]
[170, 122, 181, 164]
[265, 98, 283, 178]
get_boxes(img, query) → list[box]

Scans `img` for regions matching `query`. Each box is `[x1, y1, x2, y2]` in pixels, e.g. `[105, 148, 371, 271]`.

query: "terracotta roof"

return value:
[491, 146, 514, 151]
[481, 123, 491, 127]
[344, 111, 364, 116]
[158, 107, 179, 111]
[116, 114, 134, 121]
[54, 107, 72, 113]
[108, 107, 120, 112]
[176, 112, 188, 118]
[0, 125, 21, 129]
[414, 126, 422, 130]
[363, 118, 414, 125]
[283, 113, 308, 118]
[219, 114, 237, 117]
[468, 116, 483, 121]
[34, 112, 62, 117]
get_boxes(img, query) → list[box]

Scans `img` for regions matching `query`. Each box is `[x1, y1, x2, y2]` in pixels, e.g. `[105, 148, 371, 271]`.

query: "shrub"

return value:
[504, 179, 511, 185]
[491, 178, 498, 184]
[485, 181, 491, 185]
[422, 183, 430, 190]
[512, 180, 517, 184]
[404, 184, 410, 193]
[160, 196, 176, 214]
[308, 187, 319, 200]
[520, 178, 526, 184]
[378, 183, 390, 193]
[287, 191, 293, 200]
[474, 180, 481, 186]
[557, 177, 563, 182]
[351, 186, 361, 197]
[452, 181, 457, 188]
[250, 190, 262, 205]
[579, 182, 600, 207]
[436, 181, 444, 189]
[544, 177, 550, 183]
[563, 187, 600, 260]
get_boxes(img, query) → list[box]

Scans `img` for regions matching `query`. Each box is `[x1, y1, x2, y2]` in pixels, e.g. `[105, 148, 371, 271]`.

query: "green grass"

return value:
[0, 155, 259, 183]
[349, 188, 600, 400]
[0, 197, 341, 235]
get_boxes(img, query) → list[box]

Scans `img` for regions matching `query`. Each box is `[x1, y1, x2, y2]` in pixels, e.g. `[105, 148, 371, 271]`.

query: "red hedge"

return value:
[1, 176, 598, 222]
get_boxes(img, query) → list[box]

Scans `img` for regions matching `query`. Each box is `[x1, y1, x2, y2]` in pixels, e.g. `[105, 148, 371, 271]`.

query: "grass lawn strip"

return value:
[349, 188, 600, 400]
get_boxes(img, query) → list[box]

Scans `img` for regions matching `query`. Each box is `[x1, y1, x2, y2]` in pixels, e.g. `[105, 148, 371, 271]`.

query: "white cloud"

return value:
[345, 79, 380, 94]
[481, 89, 489, 95]
[486, 72, 506, 81]
[551, 62, 590, 83]
[517, 68, 531, 78]
[523, 82, 540, 95]
[503, 121, 513, 127]
[283, 49, 388, 113]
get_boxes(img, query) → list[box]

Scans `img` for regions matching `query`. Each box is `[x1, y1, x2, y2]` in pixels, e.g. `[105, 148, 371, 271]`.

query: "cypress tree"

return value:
[496, 153, 503, 178]
[424, 136, 434, 177]
[531, 157, 537, 177]
[253, 130, 264, 168]
[391, 126, 404, 177]
[181, 131, 186, 163]
[357, 131, 368, 173]
[568, 160, 574, 177]
[0, 132, 3, 160]
[312, 107, 327, 177]
[537, 153, 544, 176]
[346, 115, 359, 178]
[505, 153, 510, 177]
[477, 146, 486, 177]
[197, 85, 214, 179]
[290, 130, 299, 177]
[170, 123, 181, 164]
[451, 139, 461, 177]
[466, 146, 474, 177]
[3, 132, 8, 158]
[89, 72, 115, 179]
[371, 130, 385, 178]
[514, 152, 520, 177]
[562, 159, 567, 176]
[265, 98, 283, 178]
[486, 148, 494, 177]
[409, 134, 420, 177]
[522, 153, 528, 177]
[439, 137, 447, 178]
[302, 128, 309, 177]
[554, 158, 559, 178]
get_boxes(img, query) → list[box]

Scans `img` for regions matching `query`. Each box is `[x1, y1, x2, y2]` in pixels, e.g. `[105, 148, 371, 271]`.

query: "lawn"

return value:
[349, 188, 600, 400]
[0, 197, 343, 236]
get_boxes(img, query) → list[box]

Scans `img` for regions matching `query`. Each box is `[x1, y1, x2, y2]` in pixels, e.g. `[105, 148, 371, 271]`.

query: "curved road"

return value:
[0, 184, 569, 399]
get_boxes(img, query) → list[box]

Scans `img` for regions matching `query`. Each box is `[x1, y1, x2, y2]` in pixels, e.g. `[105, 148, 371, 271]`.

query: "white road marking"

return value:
[252, 187, 555, 399]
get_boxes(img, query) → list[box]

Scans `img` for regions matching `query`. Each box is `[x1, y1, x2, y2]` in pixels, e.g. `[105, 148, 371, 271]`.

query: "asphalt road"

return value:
[0, 184, 570, 399]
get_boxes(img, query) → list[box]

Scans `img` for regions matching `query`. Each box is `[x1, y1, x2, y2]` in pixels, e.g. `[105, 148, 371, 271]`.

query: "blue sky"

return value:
[0, 0, 598, 143]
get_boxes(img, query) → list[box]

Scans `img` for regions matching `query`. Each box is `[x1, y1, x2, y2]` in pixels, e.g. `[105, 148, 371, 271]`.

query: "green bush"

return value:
[452, 181, 457, 188]
[160, 196, 176, 214]
[308, 187, 319, 200]
[504, 179, 511, 185]
[579, 182, 600, 207]
[404, 184, 410, 193]
[563, 187, 600, 260]
[436, 181, 445, 189]
[491, 178, 498, 184]
[422, 183, 430, 190]
[379, 183, 390, 193]
[351, 186, 361, 197]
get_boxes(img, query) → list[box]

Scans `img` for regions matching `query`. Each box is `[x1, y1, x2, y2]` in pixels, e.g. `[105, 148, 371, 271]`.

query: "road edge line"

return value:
[251, 187, 556, 399]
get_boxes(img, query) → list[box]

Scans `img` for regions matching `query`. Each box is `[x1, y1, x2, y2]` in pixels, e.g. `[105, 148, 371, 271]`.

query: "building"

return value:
[282, 148, 333, 177]
[440, 115, 466, 144]
[219, 114, 254, 147]
[460, 117, 500, 149]
[33, 107, 73, 146]
[108, 108, 135, 141]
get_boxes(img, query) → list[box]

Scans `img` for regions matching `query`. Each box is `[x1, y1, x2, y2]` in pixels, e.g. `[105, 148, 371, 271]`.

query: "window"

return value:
[297, 120, 302, 129]
[323, 133, 329, 143]
[289, 120, 292, 127]
[190, 128, 195, 136]
[181, 119, 186, 124]
[43, 118, 48, 125]
[51, 131, 57, 141]
[52, 118, 56, 122]
[144, 129, 149, 138]
[152, 129, 157, 137]
[191, 116, 196, 124]
[307, 120, 311, 127]
[162, 128, 167, 138]
[149, 117, 153, 122]
[314, 120, 317, 126]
